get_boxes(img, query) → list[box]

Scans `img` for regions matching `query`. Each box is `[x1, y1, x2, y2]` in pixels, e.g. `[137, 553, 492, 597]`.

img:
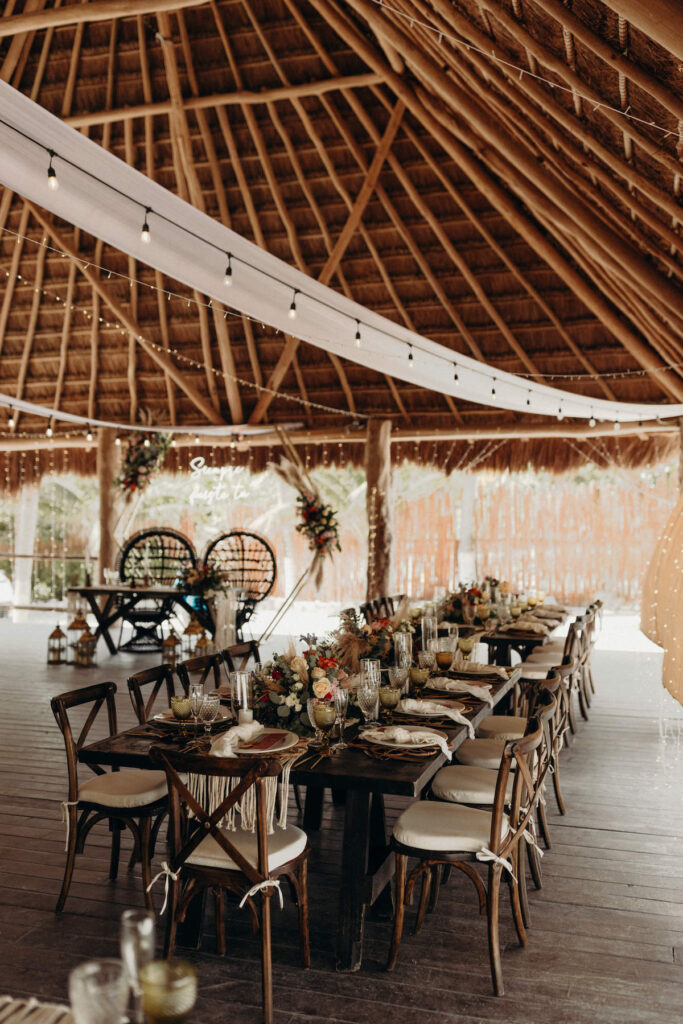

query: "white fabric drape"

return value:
[641, 495, 683, 706]
[0, 80, 680, 425]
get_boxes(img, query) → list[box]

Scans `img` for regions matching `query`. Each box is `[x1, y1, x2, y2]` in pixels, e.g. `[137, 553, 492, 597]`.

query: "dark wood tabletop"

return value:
[79, 666, 519, 971]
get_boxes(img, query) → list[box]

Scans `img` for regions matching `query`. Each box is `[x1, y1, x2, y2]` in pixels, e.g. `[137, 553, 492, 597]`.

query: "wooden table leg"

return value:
[368, 793, 393, 919]
[336, 789, 372, 972]
[302, 786, 325, 832]
[85, 593, 117, 656]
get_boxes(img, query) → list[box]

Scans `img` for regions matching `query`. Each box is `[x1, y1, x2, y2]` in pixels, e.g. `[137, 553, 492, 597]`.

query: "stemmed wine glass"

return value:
[120, 910, 155, 1024]
[311, 698, 337, 756]
[357, 671, 379, 726]
[334, 686, 349, 749]
[189, 682, 204, 730]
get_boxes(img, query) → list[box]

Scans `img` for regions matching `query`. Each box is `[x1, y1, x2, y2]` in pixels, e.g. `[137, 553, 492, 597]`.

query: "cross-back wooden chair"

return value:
[176, 652, 225, 693]
[388, 718, 544, 995]
[127, 664, 186, 725]
[149, 747, 310, 1024]
[51, 682, 168, 913]
[222, 640, 261, 673]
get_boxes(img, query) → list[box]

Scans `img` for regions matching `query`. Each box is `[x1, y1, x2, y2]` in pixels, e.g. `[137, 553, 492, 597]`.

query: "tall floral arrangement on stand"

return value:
[115, 430, 171, 498]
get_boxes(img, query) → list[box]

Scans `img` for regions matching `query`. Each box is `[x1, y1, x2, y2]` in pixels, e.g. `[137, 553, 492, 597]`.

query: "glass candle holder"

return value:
[311, 698, 337, 756]
[139, 960, 197, 1024]
[378, 685, 401, 724]
[409, 666, 429, 700]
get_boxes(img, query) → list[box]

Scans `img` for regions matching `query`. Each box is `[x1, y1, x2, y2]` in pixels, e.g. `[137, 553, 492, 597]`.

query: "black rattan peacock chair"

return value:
[116, 528, 197, 651]
[203, 530, 277, 641]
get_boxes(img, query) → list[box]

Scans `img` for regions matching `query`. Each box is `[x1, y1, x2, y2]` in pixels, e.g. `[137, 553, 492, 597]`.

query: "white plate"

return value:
[233, 729, 300, 755]
[395, 700, 465, 717]
[152, 708, 232, 728]
[359, 725, 448, 750]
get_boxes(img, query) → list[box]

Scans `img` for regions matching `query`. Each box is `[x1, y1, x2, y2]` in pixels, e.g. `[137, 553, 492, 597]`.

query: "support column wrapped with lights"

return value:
[641, 491, 683, 706]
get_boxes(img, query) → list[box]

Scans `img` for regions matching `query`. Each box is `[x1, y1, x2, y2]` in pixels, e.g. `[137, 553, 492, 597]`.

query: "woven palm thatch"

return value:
[0, 0, 681, 478]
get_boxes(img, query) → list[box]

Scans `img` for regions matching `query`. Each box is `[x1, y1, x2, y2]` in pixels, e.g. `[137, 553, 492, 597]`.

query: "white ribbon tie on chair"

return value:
[147, 861, 180, 915]
[475, 847, 516, 881]
[60, 800, 79, 852]
[239, 879, 284, 910]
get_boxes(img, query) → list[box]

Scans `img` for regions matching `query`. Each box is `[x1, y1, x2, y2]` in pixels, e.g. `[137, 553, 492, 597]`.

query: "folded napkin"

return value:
[398, 699, 474, 738]
[429, 678, 495, 705]
[499, 618, 549, 635]
[538, 604, 567, 615]
[211, 721, 264, 756]
[451, 651, 507, 677]
[361, 726, 451, 759]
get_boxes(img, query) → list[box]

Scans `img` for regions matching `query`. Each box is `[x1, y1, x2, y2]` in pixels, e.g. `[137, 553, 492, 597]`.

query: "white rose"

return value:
[285, 693, 297, 707]
[294, 703, 302, 713]
[311, 667, 326, 680]
[294, 682, 303, 690]
[312, 678, 331, 698]
[290, 656, 309, 682]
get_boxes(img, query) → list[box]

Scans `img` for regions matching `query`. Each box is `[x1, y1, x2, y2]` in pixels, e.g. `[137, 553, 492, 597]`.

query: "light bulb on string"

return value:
[47, 151, 59, 191]
[526, 391, 531, 407]
[194, 434, 201, 445]
[589, 413, 596, 427]
[289, 290, 298, 319]
[141, 208, 151, 244]
[224, 253, 232, 286]
[7, 406, 14, 429]
[407, 344, 413, 363]
[115, 436, 121, 446]
[354, 320, 361, 349]
[614, 420, 621, 432]
[491, 378, 496, 397]
[46, 419, 53, 438]
[143, 437, 151, 448]
[86, 424, 93, 442]
[453, 363, 459, 382]
[557, 407, 564, 421]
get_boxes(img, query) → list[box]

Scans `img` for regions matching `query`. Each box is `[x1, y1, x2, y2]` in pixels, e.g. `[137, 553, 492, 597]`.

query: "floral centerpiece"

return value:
[176, 560, 228, 598]
[296, 493, 341, 561]
[253, 636, 346, 734]
[333, 608, 415, 672]
[115, 430, 171, 496]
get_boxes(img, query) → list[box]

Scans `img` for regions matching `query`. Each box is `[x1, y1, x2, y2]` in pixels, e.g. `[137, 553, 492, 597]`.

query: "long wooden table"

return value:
[67, 584, 214, 655]
[78, 668, 519, 971]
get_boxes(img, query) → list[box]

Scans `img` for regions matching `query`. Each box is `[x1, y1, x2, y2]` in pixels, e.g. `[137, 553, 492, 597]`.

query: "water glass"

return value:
[229, 670, 252, 721]
[69, 959, 129, 1024]
[393, 631, 412, 666]
[121, 910, 155, 1024]
[388, 664, 409, 695]
[334, 686, 349, 748]
[378, 685, 401, 724]
[199, 693, 220, 734]
[357, 679, 379, 725]
[359, 658, 380, 686]
[418, 649, 435, 672]
[421, 615, 437, 650]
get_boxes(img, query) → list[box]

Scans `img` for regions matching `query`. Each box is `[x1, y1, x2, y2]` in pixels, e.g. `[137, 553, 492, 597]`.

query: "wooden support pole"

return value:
[365, 419, 393, 600]
[96, 427, 120, 582]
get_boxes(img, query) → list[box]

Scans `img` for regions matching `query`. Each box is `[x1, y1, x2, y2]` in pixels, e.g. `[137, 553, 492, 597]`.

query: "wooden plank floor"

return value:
[1, 617, 682, 1022]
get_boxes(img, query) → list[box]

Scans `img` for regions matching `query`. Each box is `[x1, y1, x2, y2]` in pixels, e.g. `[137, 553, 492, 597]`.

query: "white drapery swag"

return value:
[0, 80, 678, 425]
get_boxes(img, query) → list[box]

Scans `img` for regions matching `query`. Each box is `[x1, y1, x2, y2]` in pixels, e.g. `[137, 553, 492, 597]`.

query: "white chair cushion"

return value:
[455, 737, 506, 769]
[519, 668, 551, 680]
[186, 824, 307, 872]
[79, 770, 168, 809]
[477, 716, 527, 741]
[431, 765, 513, 805]
[393, 800, 505, 853]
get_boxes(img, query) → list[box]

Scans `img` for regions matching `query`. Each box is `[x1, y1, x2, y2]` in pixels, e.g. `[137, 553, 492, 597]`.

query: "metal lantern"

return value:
[67, 613, 89, 664]
[161, 630, 181, 668]
[75, 627, 98, 668]
[194, 630, 215, 657]
[47, 625, 67, 665]
[181, 616, 204, 658]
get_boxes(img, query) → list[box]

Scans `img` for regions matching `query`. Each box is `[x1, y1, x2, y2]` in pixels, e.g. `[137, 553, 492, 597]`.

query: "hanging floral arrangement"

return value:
[115, 430, 171, 496]
[295, 493, 341, 560]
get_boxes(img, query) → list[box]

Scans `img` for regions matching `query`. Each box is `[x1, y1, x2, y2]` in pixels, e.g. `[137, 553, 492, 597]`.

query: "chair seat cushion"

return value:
[455, 737, 506, 769]
[186, 824, 307, 872]
[519, 668, 551, 680]
[393, 800, 504, 853]
[79, 770, 168, 809]
[431, 765, 513, 805]
[477, 716, 527, 741]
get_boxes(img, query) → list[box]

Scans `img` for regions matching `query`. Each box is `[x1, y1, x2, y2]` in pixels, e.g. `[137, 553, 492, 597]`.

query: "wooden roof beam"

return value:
[247, 97, 405, 424]
[27, 204, 225, 425]
[603, 0, 683, 65]
[64, 73, 384, 127]
[315, 0, 683, 401]
[530, 0, 683, 124]
[0, 0, 209, 39]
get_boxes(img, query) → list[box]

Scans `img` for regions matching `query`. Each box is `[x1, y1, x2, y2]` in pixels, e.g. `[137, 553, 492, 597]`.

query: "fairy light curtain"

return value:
[641, 496, 683, 707]
[0, 79, 682, 427]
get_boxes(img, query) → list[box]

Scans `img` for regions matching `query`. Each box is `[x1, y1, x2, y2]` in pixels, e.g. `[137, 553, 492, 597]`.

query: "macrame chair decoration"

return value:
[203, 530, 277, 642]
[116, 527, 197, 651]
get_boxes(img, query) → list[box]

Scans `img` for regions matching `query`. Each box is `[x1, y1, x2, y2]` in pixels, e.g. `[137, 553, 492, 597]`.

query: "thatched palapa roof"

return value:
[0, 0, 681, 474]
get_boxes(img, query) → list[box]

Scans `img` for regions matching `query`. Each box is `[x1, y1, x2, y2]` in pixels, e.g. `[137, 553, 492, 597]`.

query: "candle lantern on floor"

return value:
[75, 627, 98, 667]
[181, 616, 203, 658]
[66, 613, 89, 663]
[47, 625, 67, 665]
[161, 630, 181, 668]
[195, 630, 214, 658]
